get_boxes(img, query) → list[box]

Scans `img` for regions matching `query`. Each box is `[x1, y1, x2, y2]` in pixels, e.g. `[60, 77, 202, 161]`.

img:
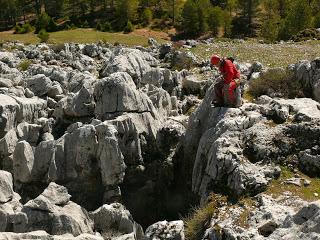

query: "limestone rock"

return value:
[22, 182, 94, 236]
[91, 203, 143, 239]
[26, 74, 53, 96]
[0, 94, 20, 138]
[145, 220, 185, 240]
[0, 170, 14, 203]
[13, 141, 34, 183]
[100, 48, 159, 85]
[94, 72, 155, 120]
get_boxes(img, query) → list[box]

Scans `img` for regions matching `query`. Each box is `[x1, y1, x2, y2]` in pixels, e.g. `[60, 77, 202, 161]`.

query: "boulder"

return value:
[17, 122, 42, 145]
[22, 182, 94, 236]
[0, 94, 20, 138]
[91, 203, 143, 239]
[171, 51, 200, 70]
[0, 170, 14, 203]
[13, 141, 34, 183]
[83, 44, 100, 58]
[100, 48, 159, 85]
[26, 74, 53, 96]
[94, 72, 155, 120]
[54, 86, 95, 120]
[145, 220, 185, 240]
[0, 77, 13, 88]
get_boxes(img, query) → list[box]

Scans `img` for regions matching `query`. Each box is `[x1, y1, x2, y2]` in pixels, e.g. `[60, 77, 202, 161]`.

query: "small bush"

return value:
[18, 59, 32, 71]
[14, 23, 33, 34]
[96, 21, 112, 32]
[37, 29, 50, 43]
[124, 20, 134, 33]
[248, 67, 304, 99]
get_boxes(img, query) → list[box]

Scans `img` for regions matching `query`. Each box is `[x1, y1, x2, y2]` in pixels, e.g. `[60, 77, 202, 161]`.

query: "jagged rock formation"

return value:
[0, 39, 320, 240]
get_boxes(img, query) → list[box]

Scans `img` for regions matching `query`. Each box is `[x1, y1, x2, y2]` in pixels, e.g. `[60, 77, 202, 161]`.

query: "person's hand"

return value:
[235, 78, 241, 86]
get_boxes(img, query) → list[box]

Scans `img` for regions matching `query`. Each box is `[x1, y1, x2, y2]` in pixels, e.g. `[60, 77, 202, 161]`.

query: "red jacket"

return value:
[219, 59, 240, 84]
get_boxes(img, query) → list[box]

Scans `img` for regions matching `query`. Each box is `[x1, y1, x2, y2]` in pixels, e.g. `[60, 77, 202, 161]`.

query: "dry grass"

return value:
[184, 194, 227, 240]
[266, 167, 320, 201]
[0, 28, 167, 46]
[191, 39, 320, 68]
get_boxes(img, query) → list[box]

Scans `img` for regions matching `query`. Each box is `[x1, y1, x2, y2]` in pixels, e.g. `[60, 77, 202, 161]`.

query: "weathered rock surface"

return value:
[22, 182, 94, 236]
[145, 220, 185, 240]
[1, 42, 320, 240]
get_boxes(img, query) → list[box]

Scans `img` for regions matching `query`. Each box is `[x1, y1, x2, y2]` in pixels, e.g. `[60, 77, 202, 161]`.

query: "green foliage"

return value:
[181, 0, 199, 37]
[260, 15, 280, 42]
[18, 59, 32, 71]
[248, 67, 303, 99]
[208, 6, 224, 36]
[96, 21, 112, 32]
[14, 23, 33, 34]
[314, 12, 320, 28]
[141, 8, 153, 26]
[124, 20, 134, 33]
[279, 0, 313, 40]
[37, 29, 50, 43]
[116, 0, 139, 29]
[35, 12, 57, 33]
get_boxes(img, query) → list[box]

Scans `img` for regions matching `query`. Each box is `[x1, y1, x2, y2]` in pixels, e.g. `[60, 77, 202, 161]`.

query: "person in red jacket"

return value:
[211, 55, 241, 107]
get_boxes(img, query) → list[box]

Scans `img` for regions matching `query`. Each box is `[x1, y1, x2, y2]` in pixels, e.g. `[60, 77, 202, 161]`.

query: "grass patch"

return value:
[184, 194, 227, 240]
[18, 59, 32, 71]
[0, 28, 167, 46]
[266, 166, 320, 201]
[191, 40, 320, 68]
[234, 197, 256, 229]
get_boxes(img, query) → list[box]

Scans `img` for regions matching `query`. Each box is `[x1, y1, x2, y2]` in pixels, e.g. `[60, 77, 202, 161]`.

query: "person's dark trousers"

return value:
[213, 80, 224, 106]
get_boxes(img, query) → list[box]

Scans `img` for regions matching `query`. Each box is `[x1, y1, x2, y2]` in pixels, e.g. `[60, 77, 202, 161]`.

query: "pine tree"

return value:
[181, 0, 199, 36]
[279, 0, 312, 39]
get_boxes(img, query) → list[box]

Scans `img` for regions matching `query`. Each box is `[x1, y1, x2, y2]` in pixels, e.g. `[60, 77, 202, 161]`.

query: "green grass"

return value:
[191, 39, 320, 68]
[18, 59, 32, 71]
[0, 28, 167, 46]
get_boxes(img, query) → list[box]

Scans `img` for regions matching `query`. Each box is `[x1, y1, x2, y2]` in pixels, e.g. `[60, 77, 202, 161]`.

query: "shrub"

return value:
[208, 6, 224, 36]
[248, 67, 303, 99]
[37, 29, 50, 43]
[260, 16, 280, 42]
[47, 17, 58, 32]
[35, 12, 51, 33]
[35, 12, 58, 33]
[291, 28, 320, 42]
[18, 59, 32, 71]
[314, 12, 320, 28]
[96, 21, 112, 32]
[124, 20, 134, 33]
[14, 23, 33, 34]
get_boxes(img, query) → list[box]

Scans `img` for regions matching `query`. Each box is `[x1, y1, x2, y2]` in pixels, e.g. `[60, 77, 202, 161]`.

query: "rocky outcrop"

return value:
[22, 182, 93, 236]
[1, 41, 320, 240]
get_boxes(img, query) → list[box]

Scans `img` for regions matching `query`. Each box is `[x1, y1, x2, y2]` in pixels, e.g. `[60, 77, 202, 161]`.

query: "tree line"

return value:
[0, 0, 320, 41]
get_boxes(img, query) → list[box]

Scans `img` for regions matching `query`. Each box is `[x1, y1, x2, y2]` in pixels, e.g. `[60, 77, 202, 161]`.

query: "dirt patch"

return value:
[130, 28, 173, 41]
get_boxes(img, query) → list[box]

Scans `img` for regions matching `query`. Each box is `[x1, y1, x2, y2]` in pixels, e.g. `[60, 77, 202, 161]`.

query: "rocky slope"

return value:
[0, 39, 319, 240]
